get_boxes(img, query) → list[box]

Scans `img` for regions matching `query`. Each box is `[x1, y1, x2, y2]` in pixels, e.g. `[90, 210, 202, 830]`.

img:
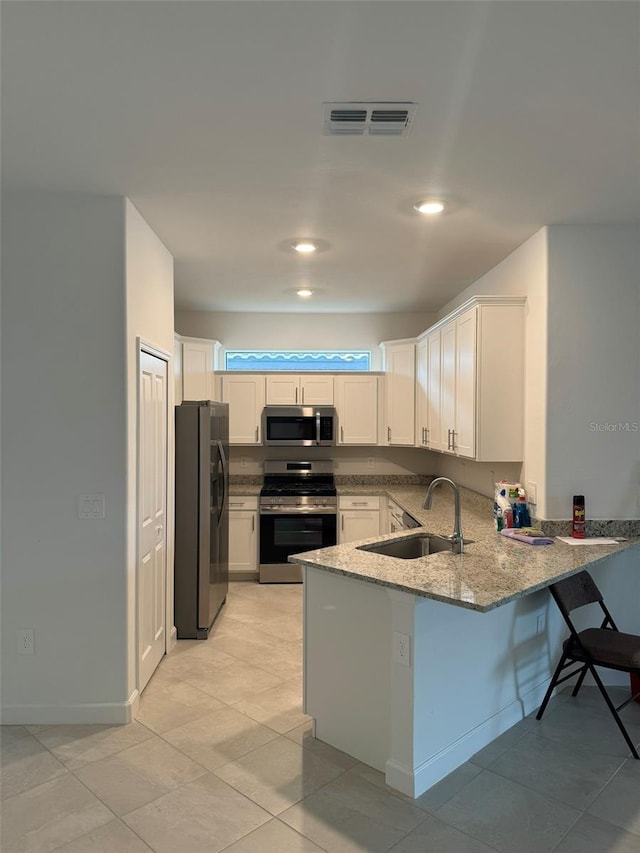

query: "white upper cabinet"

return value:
[453, 308, 477, 458]
[415, 337, 429, 448]
[265, 375, 334, 406]
[334, 375, 379, 445]
[221, 375, 266, 444]
[380, 340, 415, 446]
[180, 336, 220, 401]
[425, 329, 446, 452]
[424, 296, 525, 462]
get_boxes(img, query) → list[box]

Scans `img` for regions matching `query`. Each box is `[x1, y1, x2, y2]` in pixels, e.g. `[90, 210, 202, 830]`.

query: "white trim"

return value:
[1, 690, 140, 726]
[138, 338, 171, 363]
[385, 678, 551, 798]
[418, 294, 527, 338]
[168, 625, 178, 653]
[229, 570, 260, 581]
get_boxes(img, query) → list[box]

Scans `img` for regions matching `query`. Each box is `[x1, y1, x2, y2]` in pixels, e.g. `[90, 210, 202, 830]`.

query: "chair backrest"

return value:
[550, 570, 603, 616]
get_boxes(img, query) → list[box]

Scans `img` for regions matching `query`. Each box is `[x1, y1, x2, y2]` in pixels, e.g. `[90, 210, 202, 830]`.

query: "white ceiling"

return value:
[2, 1, 639, 314]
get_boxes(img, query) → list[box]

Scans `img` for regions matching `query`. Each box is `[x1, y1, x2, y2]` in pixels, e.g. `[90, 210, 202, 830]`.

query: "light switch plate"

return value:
[78, 494, 105, 519]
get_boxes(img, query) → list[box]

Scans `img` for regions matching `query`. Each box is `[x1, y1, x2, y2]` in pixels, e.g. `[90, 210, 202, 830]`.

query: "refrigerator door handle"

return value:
[218, 440, 228, 523]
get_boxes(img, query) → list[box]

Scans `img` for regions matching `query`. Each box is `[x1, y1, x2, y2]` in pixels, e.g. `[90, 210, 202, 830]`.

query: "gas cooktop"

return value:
[260, 460, 337, 505]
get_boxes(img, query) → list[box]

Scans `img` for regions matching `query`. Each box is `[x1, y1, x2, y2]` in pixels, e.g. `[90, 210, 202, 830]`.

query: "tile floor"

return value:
[2, 581, 640, 853]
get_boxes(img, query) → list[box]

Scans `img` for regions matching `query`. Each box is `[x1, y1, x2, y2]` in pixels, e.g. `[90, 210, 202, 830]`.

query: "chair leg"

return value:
[537, 655, 567, 720]
[571, 664, 589, 697]
[589, 664, 640, 759]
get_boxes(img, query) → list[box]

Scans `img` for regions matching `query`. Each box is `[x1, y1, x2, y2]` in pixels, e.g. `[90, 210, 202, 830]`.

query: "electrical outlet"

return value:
[392, 631, 411, 666]
[536, 613, 546, 636]
[527, 481, 538, 505]
[78, 494, 105, 519]
[368, 457, 375, 469]
[240, 457, 248, 469]
[18, 629, 34, 655]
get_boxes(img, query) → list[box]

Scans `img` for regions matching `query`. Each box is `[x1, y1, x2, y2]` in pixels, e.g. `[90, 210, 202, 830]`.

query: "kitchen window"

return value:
[224, 350, 371, 371]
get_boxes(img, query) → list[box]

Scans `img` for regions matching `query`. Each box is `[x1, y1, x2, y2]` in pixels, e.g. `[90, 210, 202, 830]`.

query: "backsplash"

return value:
[229, 474, 263, 486]
[335, 474, 433, 487]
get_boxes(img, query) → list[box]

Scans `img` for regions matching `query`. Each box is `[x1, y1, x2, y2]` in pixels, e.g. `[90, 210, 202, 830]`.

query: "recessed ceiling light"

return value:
[292, 241, 318, 254]
[296, 288, 314, 298]
[413, 200, 445, 215]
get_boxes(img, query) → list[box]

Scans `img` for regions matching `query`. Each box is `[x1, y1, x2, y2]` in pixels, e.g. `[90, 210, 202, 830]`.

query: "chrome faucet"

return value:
[423, 477, 464, 554]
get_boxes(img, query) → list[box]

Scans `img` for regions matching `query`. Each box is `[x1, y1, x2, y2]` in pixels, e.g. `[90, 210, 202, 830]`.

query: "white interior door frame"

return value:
[136, 338, 174, 694]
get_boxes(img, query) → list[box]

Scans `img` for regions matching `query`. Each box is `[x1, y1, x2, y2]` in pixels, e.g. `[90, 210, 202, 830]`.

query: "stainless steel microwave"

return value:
[262, 406, 336, 446]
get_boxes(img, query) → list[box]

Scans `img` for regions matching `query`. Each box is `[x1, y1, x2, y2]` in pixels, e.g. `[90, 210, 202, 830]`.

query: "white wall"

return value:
[435, 228, 549, 511]
[545, 225, 640, 519]
[176, 310, 435, 371]
[0, 193, 174, 724]
[125, 200, 175, 695]
[1, 192, 129, 721]
[434, 224, 640, 521]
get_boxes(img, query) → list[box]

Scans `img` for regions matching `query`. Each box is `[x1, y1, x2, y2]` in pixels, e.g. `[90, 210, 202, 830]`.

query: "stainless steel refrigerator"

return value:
[174, 401, 229, 639]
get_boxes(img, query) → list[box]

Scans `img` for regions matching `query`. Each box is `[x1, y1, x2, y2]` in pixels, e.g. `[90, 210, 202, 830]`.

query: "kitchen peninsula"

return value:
[293, 485, 640, 798]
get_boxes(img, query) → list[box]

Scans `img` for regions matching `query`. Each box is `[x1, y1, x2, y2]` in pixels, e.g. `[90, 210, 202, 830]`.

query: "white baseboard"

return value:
[387, 680, 551, 798]
[1, 689, 140, 726]
[385, 669, 634, 799]
[229, 570, 259, 581]
[167, 626, 178, 653]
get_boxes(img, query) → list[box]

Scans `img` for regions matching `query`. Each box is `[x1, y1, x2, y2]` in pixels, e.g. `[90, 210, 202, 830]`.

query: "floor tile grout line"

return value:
[547, 807, 585, 853]
[431, 766, 585, 852]
[209, 753, 352, 821]
[274, 815, 334, 853]
[473, 729, 630, 813]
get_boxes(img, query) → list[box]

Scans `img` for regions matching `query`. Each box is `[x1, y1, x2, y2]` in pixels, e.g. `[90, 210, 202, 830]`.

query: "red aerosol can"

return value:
[572, 495, 586, 538]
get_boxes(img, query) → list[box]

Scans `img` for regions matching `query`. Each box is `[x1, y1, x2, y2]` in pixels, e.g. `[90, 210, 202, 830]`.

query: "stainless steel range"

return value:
[259, 460, 337, 583]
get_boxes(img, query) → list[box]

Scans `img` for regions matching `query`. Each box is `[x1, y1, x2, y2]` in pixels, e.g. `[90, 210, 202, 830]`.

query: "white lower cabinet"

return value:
[228, 496, 258, 578]
[338, 496, 381, 544]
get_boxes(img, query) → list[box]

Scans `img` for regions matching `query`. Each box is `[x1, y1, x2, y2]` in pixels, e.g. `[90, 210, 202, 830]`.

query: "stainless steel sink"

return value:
[356, 533, 472, 560]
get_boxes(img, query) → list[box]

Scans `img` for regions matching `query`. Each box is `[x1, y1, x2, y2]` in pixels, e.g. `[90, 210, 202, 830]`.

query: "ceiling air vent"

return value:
[323, 102, 417, 137]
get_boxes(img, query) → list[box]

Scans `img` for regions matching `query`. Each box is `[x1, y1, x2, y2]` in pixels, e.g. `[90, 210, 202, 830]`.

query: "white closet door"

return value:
[138, 350, 168, 691]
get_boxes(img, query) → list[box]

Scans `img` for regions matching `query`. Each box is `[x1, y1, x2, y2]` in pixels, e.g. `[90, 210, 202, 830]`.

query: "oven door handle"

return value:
[315, 411, 320, 445]
[259, 507, 337, 516]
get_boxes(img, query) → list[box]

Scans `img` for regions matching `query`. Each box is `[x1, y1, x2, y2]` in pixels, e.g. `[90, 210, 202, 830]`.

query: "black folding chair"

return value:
[536, 569, 640, 759]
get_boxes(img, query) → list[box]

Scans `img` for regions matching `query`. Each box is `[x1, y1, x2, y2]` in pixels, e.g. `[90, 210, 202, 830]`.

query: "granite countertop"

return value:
[292, 485, 640, 612]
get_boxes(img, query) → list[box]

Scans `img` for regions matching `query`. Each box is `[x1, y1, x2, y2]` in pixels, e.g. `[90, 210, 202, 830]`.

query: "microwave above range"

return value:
[262, 406, 336, 447]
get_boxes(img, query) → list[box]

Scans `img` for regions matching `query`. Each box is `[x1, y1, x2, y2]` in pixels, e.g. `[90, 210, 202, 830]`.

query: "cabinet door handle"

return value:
[301, 387, 305, 404]
[351, 501, 368, 506]
[341, 514, 344, 531]
[251, 515, 255, 533]
[295, 387, 298, 404]
[340, 426, 344, 443]
[255, 426, 259, 443]
[387, 426, 392, 441]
